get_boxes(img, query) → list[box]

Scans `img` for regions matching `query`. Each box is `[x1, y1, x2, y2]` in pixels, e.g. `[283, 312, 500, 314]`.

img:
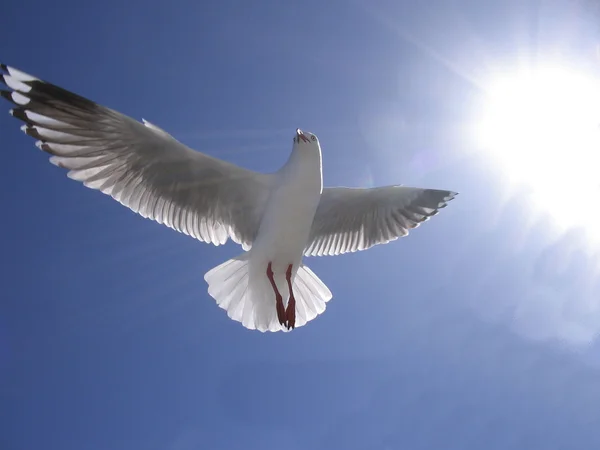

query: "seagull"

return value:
[0, 64, 457, 332]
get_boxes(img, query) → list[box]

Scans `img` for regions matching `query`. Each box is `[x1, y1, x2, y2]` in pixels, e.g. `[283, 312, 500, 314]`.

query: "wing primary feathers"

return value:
[1, 63, 274, 249]
[305, 187, 458, 257]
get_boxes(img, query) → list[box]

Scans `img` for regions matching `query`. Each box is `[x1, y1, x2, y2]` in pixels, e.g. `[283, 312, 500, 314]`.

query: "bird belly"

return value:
[250, 172, 321, 280]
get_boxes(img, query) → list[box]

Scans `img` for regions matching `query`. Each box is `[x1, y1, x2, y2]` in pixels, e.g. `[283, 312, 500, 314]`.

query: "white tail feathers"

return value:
[204, 252, 332, 332]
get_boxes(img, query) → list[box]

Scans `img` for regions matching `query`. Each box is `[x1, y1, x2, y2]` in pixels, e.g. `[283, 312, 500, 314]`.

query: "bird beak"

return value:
[296, 128, 310, 143]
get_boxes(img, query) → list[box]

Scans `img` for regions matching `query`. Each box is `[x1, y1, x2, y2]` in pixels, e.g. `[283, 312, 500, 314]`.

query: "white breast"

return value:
[250, 145, 323, 277]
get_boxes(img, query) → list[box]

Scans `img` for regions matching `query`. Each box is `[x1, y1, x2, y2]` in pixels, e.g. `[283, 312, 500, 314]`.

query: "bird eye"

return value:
[311, 136, 316, 141]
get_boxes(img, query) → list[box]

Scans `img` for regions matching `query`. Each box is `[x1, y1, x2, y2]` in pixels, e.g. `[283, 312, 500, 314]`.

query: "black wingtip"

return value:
[0, 90, 11, 102]
[0, 63, 7, 72]
[10, 107, 29, 122]
[22, 125, 42, 140]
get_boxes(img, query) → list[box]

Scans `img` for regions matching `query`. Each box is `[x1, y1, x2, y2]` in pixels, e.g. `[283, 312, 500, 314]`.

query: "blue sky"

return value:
[3, 0, 600, 449]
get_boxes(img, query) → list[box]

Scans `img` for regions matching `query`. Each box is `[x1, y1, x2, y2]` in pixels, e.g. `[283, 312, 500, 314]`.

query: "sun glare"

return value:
[475, 64, 600, 241]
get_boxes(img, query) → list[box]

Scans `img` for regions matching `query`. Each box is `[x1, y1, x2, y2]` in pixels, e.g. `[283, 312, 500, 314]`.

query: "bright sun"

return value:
[475, 64, 600, 241]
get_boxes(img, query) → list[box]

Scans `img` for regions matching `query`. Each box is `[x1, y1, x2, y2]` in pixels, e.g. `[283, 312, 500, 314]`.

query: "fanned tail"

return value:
[292, 263, 332, 328]
[204, 253, 332, 332]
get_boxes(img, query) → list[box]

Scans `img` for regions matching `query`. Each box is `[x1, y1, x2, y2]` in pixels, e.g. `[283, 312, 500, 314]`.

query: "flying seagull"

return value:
[0, 64, 457, 332]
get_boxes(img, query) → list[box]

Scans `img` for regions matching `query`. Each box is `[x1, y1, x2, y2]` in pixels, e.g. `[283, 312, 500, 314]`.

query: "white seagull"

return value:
[1, 64, 457, 332]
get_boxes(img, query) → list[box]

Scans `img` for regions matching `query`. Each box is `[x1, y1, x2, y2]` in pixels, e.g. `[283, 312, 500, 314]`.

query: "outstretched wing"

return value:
[305, 186, 457, 256]
[1, 64, 274, 249]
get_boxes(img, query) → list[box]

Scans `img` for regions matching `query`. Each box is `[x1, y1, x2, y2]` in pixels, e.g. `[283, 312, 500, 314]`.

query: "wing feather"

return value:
[305, 186, 457, 256]
[1, 64, 273, 249]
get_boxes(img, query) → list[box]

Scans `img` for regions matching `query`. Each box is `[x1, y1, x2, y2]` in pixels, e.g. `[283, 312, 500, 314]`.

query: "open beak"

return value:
[296, 128, 310, 143]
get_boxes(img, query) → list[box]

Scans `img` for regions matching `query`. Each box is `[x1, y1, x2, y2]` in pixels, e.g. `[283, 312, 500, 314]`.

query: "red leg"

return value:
[267, 262, 286, 326]
[285, 264, 296, 330]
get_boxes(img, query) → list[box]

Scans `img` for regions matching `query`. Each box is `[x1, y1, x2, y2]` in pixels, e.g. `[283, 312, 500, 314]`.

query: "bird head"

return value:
[292, 128, 320, 153]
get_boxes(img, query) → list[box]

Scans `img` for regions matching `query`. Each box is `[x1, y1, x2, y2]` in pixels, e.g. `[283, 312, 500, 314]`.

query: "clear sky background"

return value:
[3, 0, 600, 449]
